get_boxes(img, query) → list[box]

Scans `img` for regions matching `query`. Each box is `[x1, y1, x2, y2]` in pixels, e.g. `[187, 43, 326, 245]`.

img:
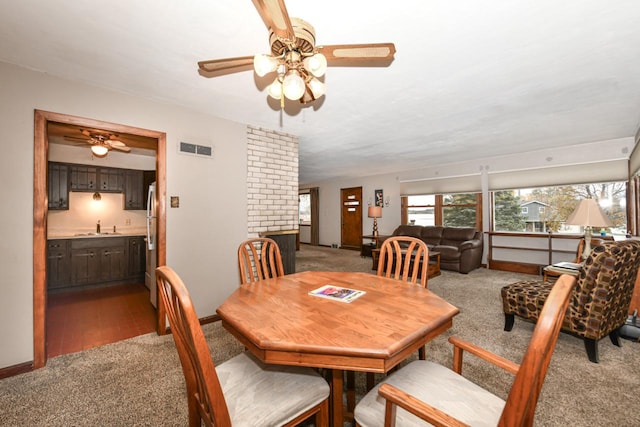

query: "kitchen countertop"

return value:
[48, 229, 146, 240]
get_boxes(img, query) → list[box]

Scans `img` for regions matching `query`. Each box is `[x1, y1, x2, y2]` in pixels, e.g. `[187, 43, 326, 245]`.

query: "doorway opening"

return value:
[33, 110, 166, 368]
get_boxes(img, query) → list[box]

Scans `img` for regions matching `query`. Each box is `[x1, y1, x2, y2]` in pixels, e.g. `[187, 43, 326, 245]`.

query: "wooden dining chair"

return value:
[155, 266, 330, 427]
[354, 274, 576, 427]
[362, 236, 430, 392]
[377, 235, 429, 288]
[237, 237, 285, 284]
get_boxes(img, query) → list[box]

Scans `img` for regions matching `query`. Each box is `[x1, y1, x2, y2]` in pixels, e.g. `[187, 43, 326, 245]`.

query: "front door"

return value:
[341, 187, 362, 250]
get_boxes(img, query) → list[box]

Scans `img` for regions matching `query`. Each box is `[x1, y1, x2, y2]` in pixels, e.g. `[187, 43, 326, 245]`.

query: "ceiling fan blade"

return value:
[108, 141, 131, 152]
[318, 43, 396, 65]
[198, 56, 255, 76]
[251, 0, 295, 41]
[64, 136, 91, 144]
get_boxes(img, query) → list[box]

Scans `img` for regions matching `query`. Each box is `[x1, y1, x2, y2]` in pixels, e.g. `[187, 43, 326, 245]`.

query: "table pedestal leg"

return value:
[330, 369, 345, 426]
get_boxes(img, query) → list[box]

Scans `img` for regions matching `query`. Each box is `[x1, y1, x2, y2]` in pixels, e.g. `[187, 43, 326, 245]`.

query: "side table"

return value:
[361, 234, 389, 257]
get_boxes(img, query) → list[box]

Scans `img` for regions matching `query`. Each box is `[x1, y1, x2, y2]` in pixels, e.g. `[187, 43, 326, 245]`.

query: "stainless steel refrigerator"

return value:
[145, 182, 158, 307]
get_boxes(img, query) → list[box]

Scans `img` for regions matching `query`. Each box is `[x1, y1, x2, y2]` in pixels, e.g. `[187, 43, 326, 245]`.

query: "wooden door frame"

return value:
[33, 110, 166, 368]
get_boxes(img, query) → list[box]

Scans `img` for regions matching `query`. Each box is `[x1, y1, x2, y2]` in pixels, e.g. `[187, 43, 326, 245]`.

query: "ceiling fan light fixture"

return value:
[303, 53, 327, 77]
[253, 54, 279, 77]
[91, 144, 109, 157]
[267, 78, 283, 99]
[307, 77, 326, 99]
[282, 70, 305, 100]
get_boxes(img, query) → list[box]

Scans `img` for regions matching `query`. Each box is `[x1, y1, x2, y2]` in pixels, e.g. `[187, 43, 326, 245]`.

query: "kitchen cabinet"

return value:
[99, 245, 127, 282]
[48, 236, 145, 290]
[99, 167, 124, 192]
[128, 236, 146, 278]
[47, 239, 70, 289]
[124, 169, 144, 210]
[69, 165, 98, 191]
[70, 247, 101, 285]
[48, 162, 69, 210]
[69, 165, 124, 192]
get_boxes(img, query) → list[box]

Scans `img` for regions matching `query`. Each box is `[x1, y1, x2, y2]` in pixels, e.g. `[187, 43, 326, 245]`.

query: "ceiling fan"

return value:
[197, 0, 396, 106]
[65, 129, 131, 158]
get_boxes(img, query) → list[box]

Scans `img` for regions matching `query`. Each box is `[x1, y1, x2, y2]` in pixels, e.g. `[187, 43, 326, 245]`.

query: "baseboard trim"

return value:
[0, 361, 33, 379]
[489, 260, 540, 275]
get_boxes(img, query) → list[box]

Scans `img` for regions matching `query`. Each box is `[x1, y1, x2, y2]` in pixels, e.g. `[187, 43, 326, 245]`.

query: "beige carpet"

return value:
[1, 244, 638, 426]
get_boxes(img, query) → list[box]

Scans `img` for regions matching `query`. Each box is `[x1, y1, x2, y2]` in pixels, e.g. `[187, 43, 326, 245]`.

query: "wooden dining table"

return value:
[216, 271, 460, 426]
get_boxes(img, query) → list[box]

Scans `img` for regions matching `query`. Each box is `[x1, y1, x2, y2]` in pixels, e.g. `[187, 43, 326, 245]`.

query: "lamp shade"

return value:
[565, 199, 613, 227]
[368, 206, 382, 218]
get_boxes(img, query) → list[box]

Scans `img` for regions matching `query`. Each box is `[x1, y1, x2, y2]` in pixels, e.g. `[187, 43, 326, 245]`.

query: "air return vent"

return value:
[179, 142, 213, 158]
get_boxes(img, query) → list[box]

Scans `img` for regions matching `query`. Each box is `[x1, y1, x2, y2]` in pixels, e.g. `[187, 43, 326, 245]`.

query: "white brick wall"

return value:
[246, 125, 299, 237]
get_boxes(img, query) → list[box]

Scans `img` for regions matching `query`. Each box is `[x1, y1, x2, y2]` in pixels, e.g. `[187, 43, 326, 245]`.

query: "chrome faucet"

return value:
[96, 220, 101, 234]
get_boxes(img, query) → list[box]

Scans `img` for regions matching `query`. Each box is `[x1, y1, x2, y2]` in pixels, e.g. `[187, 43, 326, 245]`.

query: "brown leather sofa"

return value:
[387, 225, 483, 273]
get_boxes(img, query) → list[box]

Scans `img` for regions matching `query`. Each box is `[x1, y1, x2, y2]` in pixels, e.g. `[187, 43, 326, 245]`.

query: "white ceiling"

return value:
[1, 1, 640, 183]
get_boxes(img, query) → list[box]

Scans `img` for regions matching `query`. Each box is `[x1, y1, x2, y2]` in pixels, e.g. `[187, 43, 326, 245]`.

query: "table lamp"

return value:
[368, 206, 382, 237]
[565, 198, 613, 259]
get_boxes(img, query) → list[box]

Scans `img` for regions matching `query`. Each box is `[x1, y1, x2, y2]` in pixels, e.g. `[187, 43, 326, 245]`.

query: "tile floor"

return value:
[46, 283, 157, 358]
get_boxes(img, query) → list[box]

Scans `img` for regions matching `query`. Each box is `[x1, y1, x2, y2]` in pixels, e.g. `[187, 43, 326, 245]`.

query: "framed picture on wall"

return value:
[375, 189, 384, 207]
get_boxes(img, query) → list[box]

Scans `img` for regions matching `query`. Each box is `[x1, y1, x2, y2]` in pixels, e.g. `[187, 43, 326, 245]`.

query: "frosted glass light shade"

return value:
[282, 70, 305, 100]
[307, 77, 326, 99]
[91, 144, 108, 157]
[267, 79, 283, 99]
[253, 54, 279, 77]
[303, 53, 327, 77]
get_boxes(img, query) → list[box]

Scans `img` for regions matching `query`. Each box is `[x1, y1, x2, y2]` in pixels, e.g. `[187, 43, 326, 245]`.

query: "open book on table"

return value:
[309, 284, 366, 303]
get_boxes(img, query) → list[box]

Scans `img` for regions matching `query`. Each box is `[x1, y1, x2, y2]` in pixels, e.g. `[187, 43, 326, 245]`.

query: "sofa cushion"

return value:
[392, 225, 423, 238]
[441, 227, 477, 246]
[420, 226, 444, 246]
[433, 245, 461, 260]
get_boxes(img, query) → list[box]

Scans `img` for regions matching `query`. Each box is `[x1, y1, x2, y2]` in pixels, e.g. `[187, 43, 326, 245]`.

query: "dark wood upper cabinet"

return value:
[48, 162, 69, 210]
[124, 169, 144, 210]
[69, 165, 98, 191]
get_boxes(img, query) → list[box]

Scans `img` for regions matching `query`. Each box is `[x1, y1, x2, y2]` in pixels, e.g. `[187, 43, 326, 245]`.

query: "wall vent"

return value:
[179, 142, 213, 158]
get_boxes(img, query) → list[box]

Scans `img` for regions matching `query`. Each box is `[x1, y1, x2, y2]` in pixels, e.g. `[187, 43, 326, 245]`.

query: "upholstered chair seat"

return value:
[502, 240, 640, 363]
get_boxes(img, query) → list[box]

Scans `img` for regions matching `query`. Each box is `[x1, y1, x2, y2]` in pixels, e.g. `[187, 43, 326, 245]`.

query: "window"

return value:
[299, 193, 311, 225]
[406, 195, 435, 226]
[493, 182, 627, 233]
[404, 193, 481, 228]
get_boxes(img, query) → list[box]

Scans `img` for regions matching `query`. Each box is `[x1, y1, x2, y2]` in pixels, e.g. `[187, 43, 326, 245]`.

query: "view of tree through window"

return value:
[442, 193, 478, 227]
[493, 182, 626, 233]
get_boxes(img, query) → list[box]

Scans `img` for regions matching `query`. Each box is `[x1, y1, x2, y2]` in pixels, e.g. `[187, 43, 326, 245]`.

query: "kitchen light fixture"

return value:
[368, 206, 382, 238]
[91, 143, 109, 157]
[565, 198, 613, 259]
[92, 192, 102, 201]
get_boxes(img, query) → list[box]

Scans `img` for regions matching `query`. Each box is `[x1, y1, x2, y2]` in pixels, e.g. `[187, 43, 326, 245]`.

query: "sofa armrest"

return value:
[459, 239, 482, 251]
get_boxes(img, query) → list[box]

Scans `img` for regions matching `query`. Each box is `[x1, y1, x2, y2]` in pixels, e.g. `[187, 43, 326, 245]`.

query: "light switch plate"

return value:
[170, 196, 179, 208]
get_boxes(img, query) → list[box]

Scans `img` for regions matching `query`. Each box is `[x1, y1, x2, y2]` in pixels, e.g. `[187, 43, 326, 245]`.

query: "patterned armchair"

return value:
[501, 240, 640, 363]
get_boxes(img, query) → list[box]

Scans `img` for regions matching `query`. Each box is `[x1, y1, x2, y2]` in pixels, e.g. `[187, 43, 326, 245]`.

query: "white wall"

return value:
[302, 173, 402, 247]
[0, 61, 247, 369]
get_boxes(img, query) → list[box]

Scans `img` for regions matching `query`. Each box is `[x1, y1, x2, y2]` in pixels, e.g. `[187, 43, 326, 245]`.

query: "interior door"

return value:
[341, 187, 363, 250]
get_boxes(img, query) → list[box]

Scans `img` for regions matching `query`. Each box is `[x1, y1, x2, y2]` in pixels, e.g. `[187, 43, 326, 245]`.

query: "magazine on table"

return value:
[309, 284, 366, 303]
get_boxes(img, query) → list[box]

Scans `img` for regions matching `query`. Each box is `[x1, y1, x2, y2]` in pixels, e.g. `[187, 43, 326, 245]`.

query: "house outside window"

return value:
[493, 181, 626, 234]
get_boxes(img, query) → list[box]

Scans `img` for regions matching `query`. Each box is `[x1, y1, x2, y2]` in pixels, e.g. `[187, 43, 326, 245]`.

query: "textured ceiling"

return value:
[1, 1, 640, 183]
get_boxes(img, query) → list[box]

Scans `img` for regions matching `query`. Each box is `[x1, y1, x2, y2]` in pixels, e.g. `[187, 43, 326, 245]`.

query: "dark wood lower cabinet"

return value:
[48, 235, 145, 290]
